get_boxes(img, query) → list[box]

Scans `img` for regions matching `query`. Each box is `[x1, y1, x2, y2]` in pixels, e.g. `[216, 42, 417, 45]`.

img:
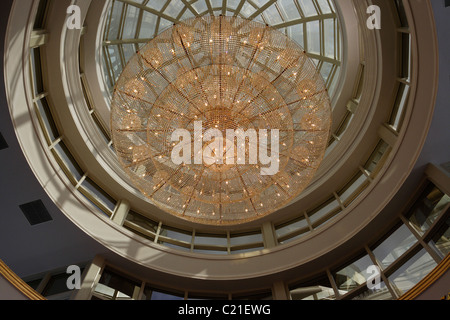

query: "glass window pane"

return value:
[394, 0, 409, 27]
[338, 173, 368, 206]
[240, 2, 257, 17]
[35, 98, 60, 144]
[262, 3, 283, 25]
[81, 177, 117, 213]
[408, 185, 449, 236]
[390, 83, 410, 131]
[365, 140, 389, 175]
[150, 290, 184, 300]
[231, 245, 264, 254]
[428, 215, 450, 258]
[230, 232, 263, 245]
[278, 0, 301, 20]
[139, 11, 158, 38]
[227, 0, 240, 10]
[122, 43, 137, 63]
[192, 0, 208, 14]
[210, 0, 222, 8]
[324, 19, 335, 58]
[126, 210, 158, 232]
[53, 141, 84, 182]
[288, 24, 304, 48]
[106, 1, 124, 40]
[307, 21, 320, 54]
[30, 48, 44, 96]
[161, 241, 191, 251]
[333, 254, 374, 292]
[107, 45, 123, 82]
[42, 273, 71, 297]
[316, 0, 332, 14]
[299, 0, 318, 17]
[193, 248, 228, 255]
[122, 6, 140, 39]
[320, 61, 333, 82]
[33, 0, 48, 29]
[388, 249, 437, 295]
[351, 282, 393, 300]
[276, 216, 309, 238]
[308, 198, 340, 227]
[162, 227, 192, 243]
[401, 33, 411, 80]
[164, 0, 184, 18]
[93, 268, 141, 300]
[372, 224, 418, 268]
[194, 234, 228, 246]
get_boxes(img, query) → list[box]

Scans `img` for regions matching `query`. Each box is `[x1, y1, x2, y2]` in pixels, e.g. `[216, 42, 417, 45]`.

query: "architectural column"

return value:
[73, 255, 105, 300]
[261, 221, 278, 249]
[111, 199, 130, 226]
[272, 281, 290, 300]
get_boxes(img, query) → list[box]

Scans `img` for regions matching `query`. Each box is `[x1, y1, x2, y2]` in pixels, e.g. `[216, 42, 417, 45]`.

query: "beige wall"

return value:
[0, 274, 29, 300]
[416, 270, 450, 300]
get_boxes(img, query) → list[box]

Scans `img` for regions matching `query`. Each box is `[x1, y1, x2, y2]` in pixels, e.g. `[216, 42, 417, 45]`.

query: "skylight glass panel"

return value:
[122, 6, 140, 39]
[317, 0, 333, 14]
[146, 0, 167, 12]
[307, 20, 321, 54]
[252, 0, 270, 7]
[324, 18, 336, 58]
[263, 3, 283, 25]
[102, 0, 341, 98]
[278, 0, 301, 20]
[227, 0, 240, 10]
[191, 0, 209, 14]
[240, 2, 257, 17]
[106, 1, 124, 40]
[210, 0, 223, 8]
[288, 24, 304, 47]
[164, 0, 185, 18]
[299, 0, 318, 17]
[139, 12, 158, 38]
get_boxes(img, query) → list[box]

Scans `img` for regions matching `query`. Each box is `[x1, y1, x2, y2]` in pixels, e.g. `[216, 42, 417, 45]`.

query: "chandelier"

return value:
[111, 15, 332, 225]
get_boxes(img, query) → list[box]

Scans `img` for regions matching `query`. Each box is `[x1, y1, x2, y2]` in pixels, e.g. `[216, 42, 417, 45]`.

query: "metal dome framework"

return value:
[102, 0, 341, 100]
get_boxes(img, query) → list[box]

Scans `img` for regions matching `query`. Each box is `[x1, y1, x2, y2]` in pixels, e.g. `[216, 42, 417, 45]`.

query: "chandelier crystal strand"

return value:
[111, 16, 332, 225]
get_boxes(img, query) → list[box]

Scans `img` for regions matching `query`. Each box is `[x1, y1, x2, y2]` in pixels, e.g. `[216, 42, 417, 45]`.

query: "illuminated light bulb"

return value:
[248, 27, 270, 47]
[124, 78, 147, 100]
[297, 79, 317, 98]
[172, 23, 194, 47]
[140, 47, 163, 67]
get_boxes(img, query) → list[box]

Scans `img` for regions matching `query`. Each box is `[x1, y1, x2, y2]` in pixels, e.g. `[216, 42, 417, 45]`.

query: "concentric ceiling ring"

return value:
[111, 15, 332, 225]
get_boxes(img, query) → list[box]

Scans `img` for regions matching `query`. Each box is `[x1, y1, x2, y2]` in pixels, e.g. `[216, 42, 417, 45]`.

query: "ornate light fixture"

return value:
[111, 16, 332, 225]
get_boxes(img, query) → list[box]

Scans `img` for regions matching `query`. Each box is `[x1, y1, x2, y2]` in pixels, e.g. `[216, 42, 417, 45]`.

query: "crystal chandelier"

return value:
[111, 15, 332, 225]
